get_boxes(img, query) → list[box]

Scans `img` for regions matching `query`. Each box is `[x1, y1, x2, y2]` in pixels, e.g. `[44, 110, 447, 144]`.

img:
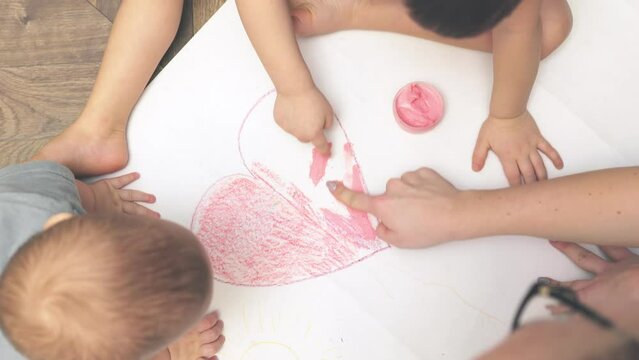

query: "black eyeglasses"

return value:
[512, 277, 614, 332]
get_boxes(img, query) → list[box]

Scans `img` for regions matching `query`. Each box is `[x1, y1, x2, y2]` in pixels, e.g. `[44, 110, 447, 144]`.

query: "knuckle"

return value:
[417, 167, 433, 177]
[386, 179, 403, 192]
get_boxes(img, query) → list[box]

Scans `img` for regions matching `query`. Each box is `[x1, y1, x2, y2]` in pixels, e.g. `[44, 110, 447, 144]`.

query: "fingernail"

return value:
[326, 181, 338, 192]
[548, 240, 563, 248]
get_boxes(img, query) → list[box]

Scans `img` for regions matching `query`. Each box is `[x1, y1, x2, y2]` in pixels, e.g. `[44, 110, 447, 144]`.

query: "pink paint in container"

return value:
[393, 82, 445, 133]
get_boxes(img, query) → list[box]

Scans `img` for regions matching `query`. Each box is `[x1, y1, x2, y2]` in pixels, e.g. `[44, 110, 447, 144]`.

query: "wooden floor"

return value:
[0, 0, 225, 166]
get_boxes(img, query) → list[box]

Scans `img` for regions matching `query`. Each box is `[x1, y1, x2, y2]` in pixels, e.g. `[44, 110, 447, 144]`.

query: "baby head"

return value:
[0, 213, 212, 360]
[404, 0, 522, 38]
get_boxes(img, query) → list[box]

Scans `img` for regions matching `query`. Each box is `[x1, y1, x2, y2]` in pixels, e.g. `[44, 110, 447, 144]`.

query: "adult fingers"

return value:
[119, 189, 156, 203]
[472, 138, 490, 172]
[122, 202, 161, 218]
[517, 158, 537, 184]
[549, 241, 609, 274]
[311, 132, 331, 155]
[530, 152, 548, 181]
[563, 279, 592, 292]
[328, 181, 377, 215]
[542, 277, 592, 292]
[200, 335, 225, 358]
[106, 172, 140, 189]
[599, 246, 635, 262]
[538, 140, 564, 170]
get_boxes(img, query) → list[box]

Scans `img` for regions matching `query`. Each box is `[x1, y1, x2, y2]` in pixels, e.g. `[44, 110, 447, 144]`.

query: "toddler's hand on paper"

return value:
[472, 111, 563, 186]
[328, 168, 465, 248]
[274, 86, 333, 155]
[83, 172, 160, 218]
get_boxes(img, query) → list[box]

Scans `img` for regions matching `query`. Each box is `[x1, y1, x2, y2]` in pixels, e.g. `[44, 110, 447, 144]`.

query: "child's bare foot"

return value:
[34, 117, 129, 176]
[154, 312, 225, 360]
[290, 0, 365, 36]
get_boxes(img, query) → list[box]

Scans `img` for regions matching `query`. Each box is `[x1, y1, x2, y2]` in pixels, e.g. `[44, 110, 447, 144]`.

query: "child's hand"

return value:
[472, 111, 563, 186]
[274, 86, 333, 155]
[82, 172, 160, 218]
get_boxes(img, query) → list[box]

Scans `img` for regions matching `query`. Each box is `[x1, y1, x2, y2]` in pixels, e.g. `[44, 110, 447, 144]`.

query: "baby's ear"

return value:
[43, 213, 74, 230]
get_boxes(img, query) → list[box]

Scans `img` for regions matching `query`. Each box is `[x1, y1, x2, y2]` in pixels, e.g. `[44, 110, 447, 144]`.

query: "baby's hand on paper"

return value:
[328, 168, 465, 248]
[80, 172, 160, 218]
[472, 110, 563, 186]
[274, 86, 333, 155]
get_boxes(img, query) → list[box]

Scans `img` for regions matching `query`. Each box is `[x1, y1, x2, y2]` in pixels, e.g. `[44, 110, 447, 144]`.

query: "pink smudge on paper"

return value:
[309, 144, 331, 186]
[341, 143, 376, 240]
[191, 90, 387, 287]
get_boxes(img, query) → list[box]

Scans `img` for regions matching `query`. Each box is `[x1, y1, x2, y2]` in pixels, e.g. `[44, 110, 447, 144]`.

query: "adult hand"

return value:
[550, 241, 639, 312]
[545, 241, 639, 332]
[328, 167, 465, 248]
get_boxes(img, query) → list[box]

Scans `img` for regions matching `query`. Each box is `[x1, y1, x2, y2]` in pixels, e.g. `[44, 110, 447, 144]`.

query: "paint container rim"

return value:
[393, 81, 445, 134]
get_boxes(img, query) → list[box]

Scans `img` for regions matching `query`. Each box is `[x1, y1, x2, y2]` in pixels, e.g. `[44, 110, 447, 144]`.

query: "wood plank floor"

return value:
[0, 0, 225, 167]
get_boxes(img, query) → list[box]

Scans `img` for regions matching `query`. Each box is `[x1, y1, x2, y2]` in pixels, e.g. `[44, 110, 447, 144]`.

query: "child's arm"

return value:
[75, 172, 159, 217]
[473, 0, 563, 186]
[236, 0, 332, 154]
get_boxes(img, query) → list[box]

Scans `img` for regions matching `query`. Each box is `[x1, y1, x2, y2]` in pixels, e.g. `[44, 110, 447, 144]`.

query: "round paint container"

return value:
[393, 82, 445, 133]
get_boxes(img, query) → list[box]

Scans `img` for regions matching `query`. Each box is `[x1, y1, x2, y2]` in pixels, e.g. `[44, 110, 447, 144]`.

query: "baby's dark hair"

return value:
[0, 213, 212, 360]
[405, 0, 523, 38]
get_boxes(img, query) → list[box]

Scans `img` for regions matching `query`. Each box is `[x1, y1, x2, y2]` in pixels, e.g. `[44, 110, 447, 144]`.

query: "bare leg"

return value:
[291, 0, 572, 57]
[151, 313, 225, 360]
[34, 0, 183, 176]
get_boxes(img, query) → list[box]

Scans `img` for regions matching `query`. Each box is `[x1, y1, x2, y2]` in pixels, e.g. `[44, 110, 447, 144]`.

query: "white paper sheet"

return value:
[119, 1, 639, 358]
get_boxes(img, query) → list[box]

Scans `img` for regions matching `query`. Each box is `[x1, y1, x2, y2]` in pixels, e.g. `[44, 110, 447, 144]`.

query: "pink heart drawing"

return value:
[191, 91, 389, 286]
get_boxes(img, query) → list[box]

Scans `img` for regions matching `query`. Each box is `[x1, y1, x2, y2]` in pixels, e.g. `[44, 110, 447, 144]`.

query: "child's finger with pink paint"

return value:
[118, 189, 156, 203]
[312, 132, 331, 155]
[105, 172, 141, 189]
[327, 181, 378, 216]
